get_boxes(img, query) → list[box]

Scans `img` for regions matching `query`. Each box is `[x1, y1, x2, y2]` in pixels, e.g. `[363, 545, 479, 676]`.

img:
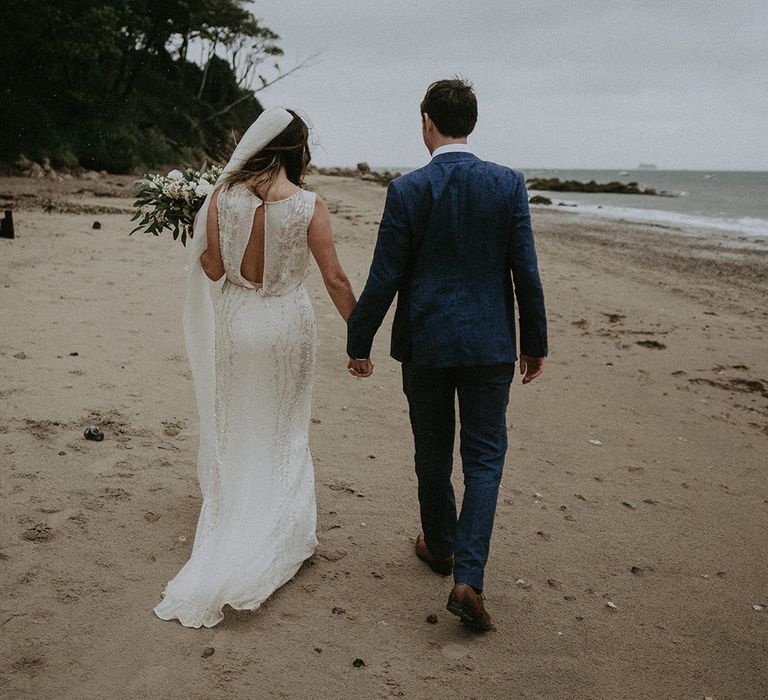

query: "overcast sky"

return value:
[247, 1, 767, 170]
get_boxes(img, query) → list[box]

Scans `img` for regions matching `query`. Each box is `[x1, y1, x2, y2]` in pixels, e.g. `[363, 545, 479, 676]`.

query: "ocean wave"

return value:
[539, 202, 768, 238]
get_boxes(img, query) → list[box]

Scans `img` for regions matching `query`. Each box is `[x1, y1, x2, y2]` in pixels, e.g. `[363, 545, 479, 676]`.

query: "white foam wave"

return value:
[541, 202, 768, 238]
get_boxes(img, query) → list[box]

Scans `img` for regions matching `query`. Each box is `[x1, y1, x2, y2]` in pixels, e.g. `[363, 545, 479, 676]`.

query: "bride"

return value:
[154, 107, 373, 628]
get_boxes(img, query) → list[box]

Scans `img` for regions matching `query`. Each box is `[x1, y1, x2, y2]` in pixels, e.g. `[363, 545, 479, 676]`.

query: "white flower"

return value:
[162, 181, 182, 198]
[195, 180, 213, 197]
[167, 169, 183, 180]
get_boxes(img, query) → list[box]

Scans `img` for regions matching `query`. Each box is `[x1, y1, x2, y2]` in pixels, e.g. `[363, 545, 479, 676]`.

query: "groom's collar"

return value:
[431, 143, 473, 158]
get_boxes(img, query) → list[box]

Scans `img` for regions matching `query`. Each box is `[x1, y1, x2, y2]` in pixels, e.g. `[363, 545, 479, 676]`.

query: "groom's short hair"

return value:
[420, 79, 477, 138]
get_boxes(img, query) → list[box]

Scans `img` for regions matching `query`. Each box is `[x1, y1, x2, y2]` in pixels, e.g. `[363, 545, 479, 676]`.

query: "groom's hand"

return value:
[347, 357, 374, 378]
[520, 355, 545, 384]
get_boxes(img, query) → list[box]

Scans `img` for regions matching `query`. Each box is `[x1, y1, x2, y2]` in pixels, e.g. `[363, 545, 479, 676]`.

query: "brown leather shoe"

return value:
[414, 534, 453, 576]
[446, 583, 496, 631]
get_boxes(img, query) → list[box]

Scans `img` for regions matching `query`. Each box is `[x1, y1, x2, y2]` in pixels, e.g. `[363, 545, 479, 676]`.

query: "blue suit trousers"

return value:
[402, 362, 514, 591]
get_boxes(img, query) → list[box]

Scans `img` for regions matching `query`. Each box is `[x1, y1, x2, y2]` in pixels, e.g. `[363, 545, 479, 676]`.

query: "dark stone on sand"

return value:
[84, 426, 104, 441]
[332, 606, 346, 615]
[529, 195, 552, 205]
[201, 647, 215, 658]
[92, 221, 101, 229]
[636, 340, 666, 349]
[352, 658, 366, 668]
[426, 613, 438, 624]
[69, 352, 79, 356]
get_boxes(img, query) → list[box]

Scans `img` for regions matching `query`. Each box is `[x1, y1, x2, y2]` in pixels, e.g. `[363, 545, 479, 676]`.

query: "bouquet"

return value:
[130, 164, 222, 246]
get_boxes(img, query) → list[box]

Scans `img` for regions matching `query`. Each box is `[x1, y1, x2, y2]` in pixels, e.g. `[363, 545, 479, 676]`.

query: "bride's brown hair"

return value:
[223, 110, 311, 196]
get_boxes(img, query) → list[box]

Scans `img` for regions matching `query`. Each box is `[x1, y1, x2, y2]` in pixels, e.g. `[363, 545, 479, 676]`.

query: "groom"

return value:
[347, 79, 548, 631]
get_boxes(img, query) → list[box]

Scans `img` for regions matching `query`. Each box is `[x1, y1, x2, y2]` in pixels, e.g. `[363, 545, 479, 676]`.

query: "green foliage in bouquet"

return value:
[130, 163, 222, 246]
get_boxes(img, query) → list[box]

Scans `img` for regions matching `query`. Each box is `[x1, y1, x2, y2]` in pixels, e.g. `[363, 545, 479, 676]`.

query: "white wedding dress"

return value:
[154, 183, 319, 628]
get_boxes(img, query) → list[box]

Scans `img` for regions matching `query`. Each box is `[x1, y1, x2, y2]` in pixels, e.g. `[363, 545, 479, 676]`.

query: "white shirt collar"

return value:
[431, 143, 473, 158]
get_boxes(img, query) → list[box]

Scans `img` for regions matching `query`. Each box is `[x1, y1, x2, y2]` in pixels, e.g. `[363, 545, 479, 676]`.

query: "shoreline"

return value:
[528, 194, 768, 243]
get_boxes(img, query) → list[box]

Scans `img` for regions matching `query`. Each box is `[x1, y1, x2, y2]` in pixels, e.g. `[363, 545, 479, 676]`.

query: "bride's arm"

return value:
[308, 196, 357, 322]
[200, 188, 225, 281]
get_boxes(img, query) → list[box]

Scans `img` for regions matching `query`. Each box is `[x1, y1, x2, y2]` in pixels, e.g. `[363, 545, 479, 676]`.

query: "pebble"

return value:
[606, 601, 618, 611]
[332, 606, 346, 615]
[92, 221, 101, 229]
[201, 647, 215, 658]
[84, 426, 104, 441]
[589, 439, 603, 446]
[352, 658, 366, 668]
[426, 614, 438, 624]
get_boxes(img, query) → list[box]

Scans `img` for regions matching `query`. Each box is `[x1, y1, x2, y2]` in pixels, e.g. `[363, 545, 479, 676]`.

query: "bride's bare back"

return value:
[240, 200, 265, 285]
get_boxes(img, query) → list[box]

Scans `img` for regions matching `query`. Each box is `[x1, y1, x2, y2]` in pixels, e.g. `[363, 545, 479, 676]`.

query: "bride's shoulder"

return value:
[308, 191, 325, 215]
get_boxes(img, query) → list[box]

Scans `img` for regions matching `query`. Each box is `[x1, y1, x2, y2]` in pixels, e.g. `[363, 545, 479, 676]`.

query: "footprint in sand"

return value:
[22, 523, 52, 542]
[440, 644, 470, 660]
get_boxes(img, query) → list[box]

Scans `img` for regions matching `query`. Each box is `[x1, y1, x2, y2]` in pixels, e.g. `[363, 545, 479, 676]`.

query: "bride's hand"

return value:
[347, 358, 374, 378]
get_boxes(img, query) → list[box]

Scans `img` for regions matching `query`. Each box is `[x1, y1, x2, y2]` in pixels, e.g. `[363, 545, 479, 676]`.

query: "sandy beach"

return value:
[1, 173, 766, 699]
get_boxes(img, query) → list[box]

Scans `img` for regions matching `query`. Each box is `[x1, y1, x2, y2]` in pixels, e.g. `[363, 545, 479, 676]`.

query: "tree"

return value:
[0, 0, 296, 172]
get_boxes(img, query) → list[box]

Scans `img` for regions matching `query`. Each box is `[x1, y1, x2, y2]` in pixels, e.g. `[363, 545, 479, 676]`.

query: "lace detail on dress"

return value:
[154, 184, 318, 628]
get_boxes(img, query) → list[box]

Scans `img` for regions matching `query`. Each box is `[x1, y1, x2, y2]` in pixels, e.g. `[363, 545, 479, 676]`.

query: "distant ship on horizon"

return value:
[638, 163, 658, 170]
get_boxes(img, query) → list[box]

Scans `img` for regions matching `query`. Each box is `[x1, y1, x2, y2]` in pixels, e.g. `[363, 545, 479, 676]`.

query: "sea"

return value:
[522, 168, 768, 240]
[383, 166, 768, 241]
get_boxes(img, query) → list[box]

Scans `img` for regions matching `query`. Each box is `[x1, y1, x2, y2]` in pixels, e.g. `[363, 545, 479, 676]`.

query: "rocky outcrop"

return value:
[15, 155, 102, 181]
[528, 195, 552, 205]
[310, 163, 402, 187]
[526, 177, 664, 196]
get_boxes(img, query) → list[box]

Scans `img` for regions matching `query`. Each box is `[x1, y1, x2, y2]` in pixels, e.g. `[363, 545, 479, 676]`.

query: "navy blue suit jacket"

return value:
[347, 151, 548, 367]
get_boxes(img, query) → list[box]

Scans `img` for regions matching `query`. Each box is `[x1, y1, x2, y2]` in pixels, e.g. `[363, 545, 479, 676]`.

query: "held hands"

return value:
[520, 355, 545, 384]
[347, 357, 374, 378]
